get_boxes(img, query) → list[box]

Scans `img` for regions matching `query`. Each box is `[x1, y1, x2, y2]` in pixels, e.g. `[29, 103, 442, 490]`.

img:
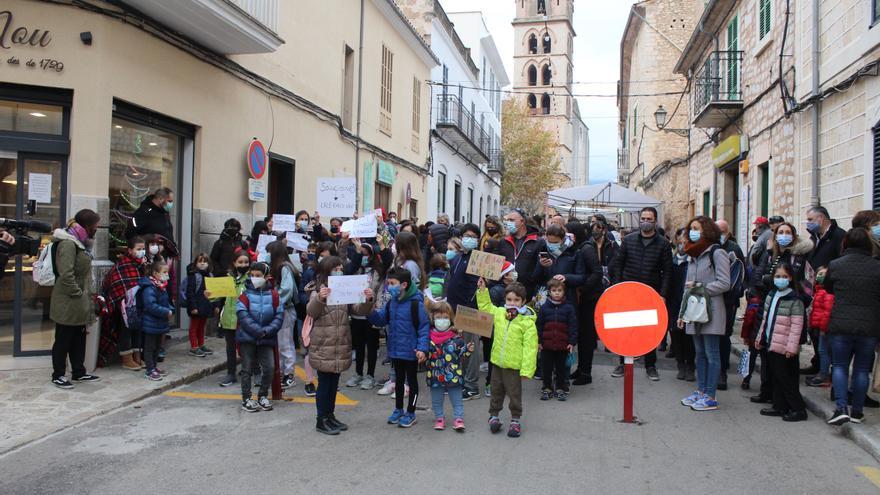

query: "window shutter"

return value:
[873, 125, 880, 210]
[759, 0, 771, 40]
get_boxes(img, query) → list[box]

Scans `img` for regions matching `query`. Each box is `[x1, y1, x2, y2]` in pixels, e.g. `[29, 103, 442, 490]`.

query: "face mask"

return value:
[504, 221, 517, 234]
[504, 305, 529, 315]
[225, 227, 240, 236]
[776, 234, 793, 247]
[133, 249, 146, 259]
[640, 221, 655, 233]
[196, 262, 209, 271]
[592, 231, 603, 241]
[251, 277, 266, 288]
[388, 285, 401, 298]
[446, 249, 458, 261]
[158, 273, 170, 282]
[361, 256, 370, 266]
[164, 201, 173, 212]
[486, 227, 498, 235]
[462, 237, 478, 251]
[388, 218, 397, 225]
[805, 222, 820, 234]
[307, 253, 316, 261]
[688, 230, 701, 242]
[298, 220, 309, 230]
[872, 225, 880, 240]
[434, 318, 451, 331]
[331, 270, 344, 277]
[236, 266, 249, 276]
[720, 234, 727, 244]
[773, 277, 790, 290]
[816, 275, 825, 284]
[149, 245, 160, 255]
[547, 242, 562, 255]
[752, 234, 758, 242]
[330, 226, 339, 234]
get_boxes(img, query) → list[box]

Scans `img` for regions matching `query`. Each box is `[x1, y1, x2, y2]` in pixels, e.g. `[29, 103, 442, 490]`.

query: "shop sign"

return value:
[0, 10, 63, 73]
[712, 134, 747, 169]
[377, 160, 395, 185]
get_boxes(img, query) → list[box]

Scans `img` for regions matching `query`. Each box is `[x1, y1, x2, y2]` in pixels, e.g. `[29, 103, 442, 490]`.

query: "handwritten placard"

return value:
[204, 276, 237, 298]
[349, 214, 378, 238]
[272, 214, 297, 232]
[316, 177, 357, 217]
[455, 306, 494, 338]
[465, 250, 506, 280]
[256, 234, 277, 255]
[327, 274, 370, 305]
[286, 232, 310, 252]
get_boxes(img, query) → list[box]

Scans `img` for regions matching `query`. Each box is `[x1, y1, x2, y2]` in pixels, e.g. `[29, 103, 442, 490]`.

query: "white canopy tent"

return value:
[546, 182, 663, 230]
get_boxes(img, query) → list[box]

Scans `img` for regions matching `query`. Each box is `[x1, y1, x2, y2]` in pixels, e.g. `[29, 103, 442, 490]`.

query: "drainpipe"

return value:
[810, 0, 821, 207]
[355, 0, 366, 210]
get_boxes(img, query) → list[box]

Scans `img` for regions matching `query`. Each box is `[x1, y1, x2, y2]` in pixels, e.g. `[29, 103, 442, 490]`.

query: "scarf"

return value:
[684, 238, 712, 258]
[673, 253, 689, 266]
[765, 288, 792, 342]
[67, 222, 93, 249]
[150, 276, 168, 291]
[430, 329, 456, 345]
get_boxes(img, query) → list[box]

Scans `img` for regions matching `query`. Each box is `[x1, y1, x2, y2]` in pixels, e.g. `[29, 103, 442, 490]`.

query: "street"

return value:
[2, 354, 878, 494]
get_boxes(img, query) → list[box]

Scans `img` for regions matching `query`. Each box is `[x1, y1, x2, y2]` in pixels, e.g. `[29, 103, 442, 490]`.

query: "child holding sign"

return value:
[476, 278, 538, 438]
[426, 301, 474, 432]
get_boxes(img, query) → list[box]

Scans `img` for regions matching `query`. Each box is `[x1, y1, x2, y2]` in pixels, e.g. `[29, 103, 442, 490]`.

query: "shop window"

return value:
[375, 182, 391, 212]
[0, 100, 63, 135]
[527, 65, 537, 86]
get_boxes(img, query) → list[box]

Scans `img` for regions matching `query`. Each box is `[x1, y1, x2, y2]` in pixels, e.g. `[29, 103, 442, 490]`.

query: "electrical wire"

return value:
[428, 81, 685, 98]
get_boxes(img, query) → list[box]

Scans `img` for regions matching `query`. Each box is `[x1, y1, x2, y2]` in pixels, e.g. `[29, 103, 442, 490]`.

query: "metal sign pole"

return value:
[623, 355, 635, 423]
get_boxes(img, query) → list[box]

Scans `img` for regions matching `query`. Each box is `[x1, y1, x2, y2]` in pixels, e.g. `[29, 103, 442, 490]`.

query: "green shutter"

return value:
[759, 0, 771, 40]
[727, 16, 739, 99]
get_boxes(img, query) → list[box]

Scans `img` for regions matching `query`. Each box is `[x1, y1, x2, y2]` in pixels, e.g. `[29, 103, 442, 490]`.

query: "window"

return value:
[537, 0, 546, 15]
[527, 65, 537, 86]
[702, 190, 711, 216]
[727, 16, 739, 98]
[342, 45, 355, 130]
[409, 199, 417, 220]
[375, 182, 391, 212]
[632, 105, 638, 137]
[758, 0, 772, 40]
[453, 181, 462, 223]
[541, 93, 550, 115]
[542, 64, 552, 85]
[437, 171, 447, 213]
[380, 44, 393, 135]
[528, 34, 538, 54]
[468, 187, 474, 223]
[875, 0, 880, 25]
[542, 32, 551, 53]
[0, 100, 63, 134]
[527, 94, 537, 114]
[758, 162, 770, 216]
[411, 77, 420, 153]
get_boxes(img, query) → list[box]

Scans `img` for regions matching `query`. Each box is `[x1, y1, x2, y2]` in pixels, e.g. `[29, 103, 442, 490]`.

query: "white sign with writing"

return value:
[256, 234, 277, 255]
[286, 232, 310, 252]
[272, 214, 297, 232]
[327, 274, 370, 305]
[248, 178, 265, 202]
[350, 214, 378, 238]
[27, 173, 52, 203]
[316, 177, 357, 217]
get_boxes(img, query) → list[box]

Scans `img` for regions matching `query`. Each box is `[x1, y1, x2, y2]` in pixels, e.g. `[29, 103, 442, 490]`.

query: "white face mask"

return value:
[434, 318, 451, 331]
[149, 245, 160, 255]
[158, 273, 170, 282]
[133, 249, 146, 259]
[251, 277, 266, 288]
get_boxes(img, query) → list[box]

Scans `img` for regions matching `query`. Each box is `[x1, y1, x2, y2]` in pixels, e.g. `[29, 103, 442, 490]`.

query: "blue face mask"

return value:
[872, 225, 880, 240]
[504, 221, 517, 234]
[773, 277, 790, 290]
[388, 284, 401, 298]
[446, 249, 458, 261]
[546, 242, 562, 255]
[361, 256, 370, 267]
[805, 222, 820, 234]
[462, 237, 478, 251]
[298, 220, 309, 231]
[720, 234, 728, 244]
[688, 230, 701, 242]
[776, 234, 793, 247]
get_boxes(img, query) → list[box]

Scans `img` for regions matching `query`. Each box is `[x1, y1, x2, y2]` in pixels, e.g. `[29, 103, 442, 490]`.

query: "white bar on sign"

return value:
[603, 310, 659, 329]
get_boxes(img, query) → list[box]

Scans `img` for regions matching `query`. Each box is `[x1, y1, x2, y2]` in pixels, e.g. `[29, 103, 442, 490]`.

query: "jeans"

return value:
[541, 349, 569, 391]
[817, 332, 831, 379]
[831, 334, 878, 414]
[223, 329, 237, 379]
[393, 359, 419, 413]
[768, 351, 805, 413]
[240, 343, 274, 400]
[277, 307, 297, 375]
[316, 371, 341, 417]
[143, 333, 163, 372]
[693, 334, 721, 398]
[52, 324, 87, 380]
[461, 332, 482, 393]
[350, 317, 379, 377]
[431, 384, 464, 419]
[189, 316, 207, 349]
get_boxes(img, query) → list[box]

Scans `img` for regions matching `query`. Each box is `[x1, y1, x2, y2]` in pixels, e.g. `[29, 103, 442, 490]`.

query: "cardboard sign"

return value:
[455, 306, 494, 338]
[272, 214, 298, 232]
[256, 234, 277, 255]
[204, 276, 237, 298]
[465, 250, 506, 280]
[286, 232, 311, 252]
[327, 274, 370, 305]
[316, 177, 357, 217]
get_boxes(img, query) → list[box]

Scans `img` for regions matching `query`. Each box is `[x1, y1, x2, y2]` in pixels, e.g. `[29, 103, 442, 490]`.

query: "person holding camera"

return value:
[50, 209, 102, 389]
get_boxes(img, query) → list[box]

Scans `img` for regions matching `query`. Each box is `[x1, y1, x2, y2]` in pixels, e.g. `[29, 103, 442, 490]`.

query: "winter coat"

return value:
[476, 287, 538, 378]
[209, 232, 247, 277]
[532, 241, 585, 303]
[185, 268, 214, 317]
[749, 227, 772, 267]
[49, 229, 95, 326]
[446, 250, 480, 311]
[754, 237, 813, 296]
[825, 248, 880, 338]
[592, 237, 620, 269]
[219, 271, 249, 330]
[499, 225, 544, 297]
[809, 283, 833, 333]
[536, 299, 578, 351]
[275, 263, 298, 308]
[425, 330, 471, 388]
[667, 253, 688, 329]
[307, 282, 372, 372]
[138, 277, 174, 335]
[235, 279, 283, 346]
[808, 221, 846, 271]
[757, 290, 805, 355]
[369, 285, 430, 361]
[683, 246, 731, 336]
[609, 231, 673, 298]
[128, 195, 174, 244]
[577, 240, 605, 301]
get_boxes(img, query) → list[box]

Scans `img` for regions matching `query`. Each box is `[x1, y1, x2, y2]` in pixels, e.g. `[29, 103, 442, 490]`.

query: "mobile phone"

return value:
[539, 251, 549, 259]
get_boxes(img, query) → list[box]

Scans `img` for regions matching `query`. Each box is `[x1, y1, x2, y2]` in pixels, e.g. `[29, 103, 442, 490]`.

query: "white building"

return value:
[571, 100, 590, 186]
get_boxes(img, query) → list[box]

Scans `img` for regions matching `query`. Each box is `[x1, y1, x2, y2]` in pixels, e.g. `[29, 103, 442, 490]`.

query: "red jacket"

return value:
[809, 284, 834, 333]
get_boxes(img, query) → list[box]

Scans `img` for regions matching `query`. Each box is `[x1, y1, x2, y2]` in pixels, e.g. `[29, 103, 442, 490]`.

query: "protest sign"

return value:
[256, 234, 277, 255]
[286, 232, 310, 252]
[316, 177, 357, 217]
[455, 306, 494, 338]
[204, 277, 237, 298]
[465, 250, 506, 280]
[272, 214, 297, 232]
[327, 274, 370, 305]
[340, 219, 355, 232]
[350, 215, 378, 238]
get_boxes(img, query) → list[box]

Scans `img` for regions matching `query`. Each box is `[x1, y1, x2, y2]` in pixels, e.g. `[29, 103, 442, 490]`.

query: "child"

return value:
[755, 263, 807, 422]
[345, 240, 385, 390]
[476, 278, 538, 438]
[484, 261, 518, 395]
[185, 253, 215, 357]
[214, 250, 251, 387]
[536, 278, 578, 401]
[369, 267, 430, 428]
[806, 266, 833, 387]
[298, 243, 319, 397]
[138, 260, 174, 381]
[427, 253, 449, 301]
[103, 236, 147, 370]
[235, 262, 284, 413]
[426, 301, 474, 431]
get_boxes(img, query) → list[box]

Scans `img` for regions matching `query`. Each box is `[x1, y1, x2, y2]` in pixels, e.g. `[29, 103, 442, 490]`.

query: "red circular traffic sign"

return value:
[594, 281, 668, 357]
[247, 140, 267, 179]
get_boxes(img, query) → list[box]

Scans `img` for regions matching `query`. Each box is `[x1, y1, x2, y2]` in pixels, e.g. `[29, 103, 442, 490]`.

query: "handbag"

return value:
[680, 285, 710, 324]
[565, 351, 576, 369]
[738, 349, 751, 377]
[301, 315, 314, 348]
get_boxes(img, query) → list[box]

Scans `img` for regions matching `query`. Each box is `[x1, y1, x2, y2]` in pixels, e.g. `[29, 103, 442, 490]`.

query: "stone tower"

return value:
[512, 0, 577, 185]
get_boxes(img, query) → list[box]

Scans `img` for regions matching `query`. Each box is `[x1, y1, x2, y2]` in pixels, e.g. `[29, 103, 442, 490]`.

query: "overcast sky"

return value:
[441, 0, 632, 184]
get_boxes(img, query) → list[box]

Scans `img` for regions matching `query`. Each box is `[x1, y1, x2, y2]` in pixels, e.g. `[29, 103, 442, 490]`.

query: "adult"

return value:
[210, 218, 247, 277]
[564, 221, 603, 385]
[532, 224, 585, 307]
[677, 216, 731, 411]
[748, 217, 772, 269]
[499, 208, 543, 298]
[768, 215, 785, 231]
[668, 228, 695, 381]
[385, 211, 399, 238]
[754, 222, 813, 297]
[479, 216, 503, 252]
[427, 214, 452, 256]
[715, 219, 745, 391]
[608, 207, 672, 380]
[825, 228, 880, 425]
[445, 223, 483, 400]
[548, 213, 566, 229]
[294, 210, 328, 243]
[50, 209, 102, 389]
[852, 210, 880, 258]
[129, 187, 175, 247]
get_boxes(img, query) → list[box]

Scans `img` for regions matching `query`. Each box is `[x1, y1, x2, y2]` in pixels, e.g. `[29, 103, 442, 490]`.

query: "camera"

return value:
[0, 218, 53, 257]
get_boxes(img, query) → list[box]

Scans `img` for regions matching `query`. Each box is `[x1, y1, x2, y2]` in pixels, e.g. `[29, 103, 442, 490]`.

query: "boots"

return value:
[121, 353, 140, 371]
[316, 415, 340, 435]
[676, 362, 686, 380]
[132, 351, 145, 369]
[685, 365, 696, 382]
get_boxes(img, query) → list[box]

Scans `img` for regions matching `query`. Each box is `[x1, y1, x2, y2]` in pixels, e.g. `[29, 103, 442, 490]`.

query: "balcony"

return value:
[435, 95, 491, 164]
[488, 149, 504, 174]
[692, 51, 744, 128]
[120, 0, 284, 54]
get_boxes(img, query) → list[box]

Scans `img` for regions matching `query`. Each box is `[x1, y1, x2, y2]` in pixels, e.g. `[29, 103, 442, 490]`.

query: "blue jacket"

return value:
[235, 279, 284, 346]
[298, 263, 316, 306]
[138, 277, 174, 335]
[536, 299, 578, 351]
[185, 268, 214, 317]
[369, 286, 430, 360]
[532, 242, 585, 303]
[445, 250, 479, 311]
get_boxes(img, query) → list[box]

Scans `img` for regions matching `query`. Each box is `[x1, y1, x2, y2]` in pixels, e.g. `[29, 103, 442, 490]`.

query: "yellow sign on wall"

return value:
[712, 135, 743, 169]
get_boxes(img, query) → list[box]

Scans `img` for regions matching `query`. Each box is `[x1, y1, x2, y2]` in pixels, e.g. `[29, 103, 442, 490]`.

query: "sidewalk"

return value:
[0, 333, 228, 455]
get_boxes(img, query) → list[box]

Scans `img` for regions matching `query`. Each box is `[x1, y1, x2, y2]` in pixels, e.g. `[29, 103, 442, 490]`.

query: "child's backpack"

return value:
[428, 270, 446, 299]
[33, 242, 58, 287]
[178, 272, 202, 309]
[122, 285, 144, 331]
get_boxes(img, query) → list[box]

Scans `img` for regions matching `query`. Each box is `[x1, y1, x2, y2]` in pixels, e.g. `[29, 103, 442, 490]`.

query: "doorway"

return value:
[267, 155, 295, 215]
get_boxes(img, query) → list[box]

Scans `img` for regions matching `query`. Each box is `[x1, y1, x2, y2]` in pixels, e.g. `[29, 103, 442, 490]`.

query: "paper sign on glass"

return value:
[455, 306, 494, 338]
[350, 215, 378, 238]
[465, 250, 506, 281]
[327, 275, 370, 305]
[286, 232, 310, 252]
[272, 214, 298, 232]
[316, 177, 357, 217]
[256, 234, 277, 255]
[204, 276, 237, 298]
[27, 173, 52, 203]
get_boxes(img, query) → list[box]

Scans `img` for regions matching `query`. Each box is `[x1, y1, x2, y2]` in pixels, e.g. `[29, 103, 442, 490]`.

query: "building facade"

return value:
[512, 0, 589, 187]
[0, 0, 436, 359]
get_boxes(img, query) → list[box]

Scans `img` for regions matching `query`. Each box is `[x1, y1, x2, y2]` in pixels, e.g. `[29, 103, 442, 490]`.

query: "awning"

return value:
[546, 182, 663, 228]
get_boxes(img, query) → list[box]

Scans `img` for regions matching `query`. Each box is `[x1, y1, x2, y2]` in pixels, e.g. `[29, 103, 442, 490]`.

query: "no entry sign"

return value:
[247, 139, 267, 180]
[594, 281, 668, 358]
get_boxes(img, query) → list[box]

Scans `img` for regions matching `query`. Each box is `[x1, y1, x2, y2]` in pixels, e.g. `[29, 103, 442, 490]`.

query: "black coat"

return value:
[609, 231, 673, 298]
[577, 241, 605, 301]
[499, 225, 544, 298]
[532, 242, 585, 303]
[825, 248, 880, 338]
[808, 221, 846, 270]
[129, 195, 174, 244]
[210, 232, 248, 277]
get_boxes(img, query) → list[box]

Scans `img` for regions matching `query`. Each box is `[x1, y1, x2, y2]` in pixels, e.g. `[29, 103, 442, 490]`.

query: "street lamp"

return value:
[653, 105, 689, 137]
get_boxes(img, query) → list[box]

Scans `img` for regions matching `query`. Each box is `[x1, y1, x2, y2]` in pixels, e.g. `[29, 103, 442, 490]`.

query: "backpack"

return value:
[122, 285, 144, 331]
[33, 242, 58, 287]
[710, 245, 745, 306]
[178, 272, 202, 309]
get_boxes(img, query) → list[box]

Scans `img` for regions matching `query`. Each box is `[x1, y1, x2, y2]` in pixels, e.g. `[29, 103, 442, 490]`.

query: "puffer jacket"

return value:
[428, 223, 452, 254]
[532, 241, 585, 303]
[825, 248, 880, 338]
[369, 285, 430, 361]
[683, 245, 731, 336]
[235, 279, 283, 346]
[138, 277, 174, 335]
[425, 329, 471, 388]
[219, 271, 248, 330]
[754, 236, 813, 296]
[536, 299, 578, 351]
[576, 240, 605, 301]
[476, 288, 538, 378]
[609, 231, 673, 298]
[49, 228, 95, 326]
[808, 283, 833, 333]
[184, 267, 214, 317]
[307, 282, 372, 373]
[757, 290, 805, 355]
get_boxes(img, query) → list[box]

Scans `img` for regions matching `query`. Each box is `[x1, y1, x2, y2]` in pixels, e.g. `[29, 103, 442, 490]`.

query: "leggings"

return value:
[189, 316, 207, 349]
[350, 317, 379, 377]
[393, 358, 419, 413]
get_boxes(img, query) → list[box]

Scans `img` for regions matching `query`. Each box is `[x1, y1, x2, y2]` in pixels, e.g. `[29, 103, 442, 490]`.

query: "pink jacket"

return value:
[758, 291, 805, 355]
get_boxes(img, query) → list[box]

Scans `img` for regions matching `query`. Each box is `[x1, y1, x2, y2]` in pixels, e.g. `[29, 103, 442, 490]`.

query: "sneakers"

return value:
[258, 396, 273, 411]
[434, 417, 446, 430]
[507, 421, 521, 438]
[377, 380, 395, 396]
[155, 368, 168, 377]
[850, 411, 865, 424]
[219, 375, 236, 387]
[484, 385, 492, 397]
[360, 375, 376, 390]
[51, 376, 74, 389]
[387, 408, 405, 424]
[488, 416, 502, 434]
[540, 389, 553, 401]
[681, 391, 703, 407]
[145, 370, 162, 381]
[316, 415, 340, 435]
[690, 396, 718, 411]
[646, 367, 660, 381]
[345, 374, 363, 387]
[828, 408, 851, 425]
[199, 345, 213, 355]
[241, 398, 260, 413]
[452, 418, 465, 432]
[556, 389, 569, 401]
[72, 374, 100, 382]
[741, 377, 751, 390]
[281, 374, 295, 389]
[188, 347, 206, 358]
[304, 382, 317, 397]
[398, 412, 417, 428]
[462, 389, 480, 401]
[611, 365, 625, 378]
[479, 362, 489, 373]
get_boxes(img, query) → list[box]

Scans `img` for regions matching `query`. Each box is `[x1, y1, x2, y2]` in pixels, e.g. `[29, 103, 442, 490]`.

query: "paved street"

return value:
[2, 355, 879, 494]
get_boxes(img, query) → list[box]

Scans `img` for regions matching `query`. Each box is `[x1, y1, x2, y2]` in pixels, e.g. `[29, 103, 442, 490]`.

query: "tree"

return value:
[500, 98, 561, 214]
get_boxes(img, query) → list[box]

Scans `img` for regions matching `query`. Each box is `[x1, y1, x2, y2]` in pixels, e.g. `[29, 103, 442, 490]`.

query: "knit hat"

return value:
[500, 261, 516, 277]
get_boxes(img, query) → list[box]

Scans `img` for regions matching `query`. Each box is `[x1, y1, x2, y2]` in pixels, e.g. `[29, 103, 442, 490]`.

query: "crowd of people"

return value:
[42, 186, 880, 436]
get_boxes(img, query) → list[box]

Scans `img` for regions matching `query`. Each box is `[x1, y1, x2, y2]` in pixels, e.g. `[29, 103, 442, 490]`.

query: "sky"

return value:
[440, 0, 633, 184]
